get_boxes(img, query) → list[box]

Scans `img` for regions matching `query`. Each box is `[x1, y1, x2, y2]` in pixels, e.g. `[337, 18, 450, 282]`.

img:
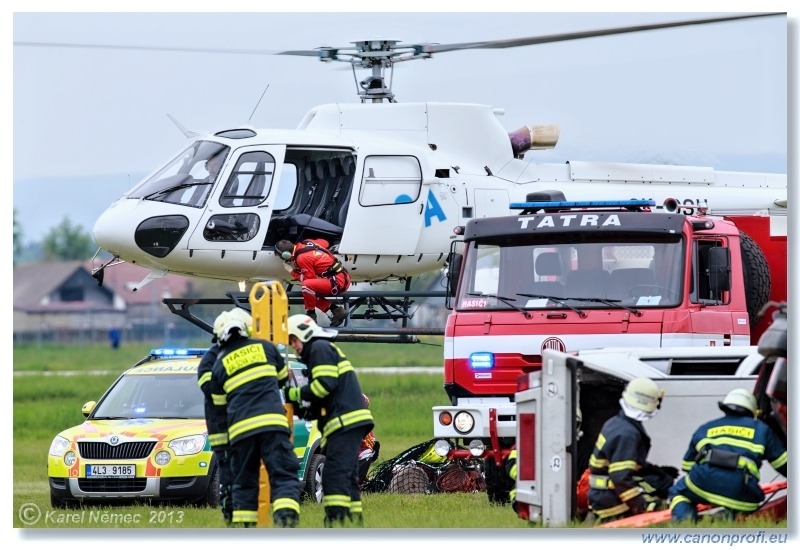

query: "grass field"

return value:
[13, 342, 787, 532]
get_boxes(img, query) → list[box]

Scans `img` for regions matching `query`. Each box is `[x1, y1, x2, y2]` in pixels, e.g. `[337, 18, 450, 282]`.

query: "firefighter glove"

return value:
[284, 386, 301, 404]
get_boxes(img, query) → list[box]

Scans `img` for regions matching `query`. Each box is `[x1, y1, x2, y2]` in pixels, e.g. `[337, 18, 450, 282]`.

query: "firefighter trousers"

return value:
[321, 427, 368, 527]
[230, 431, 301, 526]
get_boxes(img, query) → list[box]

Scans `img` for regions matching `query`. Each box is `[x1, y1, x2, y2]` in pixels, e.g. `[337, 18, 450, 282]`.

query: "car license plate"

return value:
[86, 464, 135, 478]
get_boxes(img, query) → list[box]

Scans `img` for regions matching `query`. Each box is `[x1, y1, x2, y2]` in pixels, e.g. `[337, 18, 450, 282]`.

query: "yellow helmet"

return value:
[622, 377, 661, 413]
[719, 388, 757, 417]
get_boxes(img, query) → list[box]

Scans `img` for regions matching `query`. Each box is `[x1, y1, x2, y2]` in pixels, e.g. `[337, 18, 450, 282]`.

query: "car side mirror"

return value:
[82, 401, 97, 418]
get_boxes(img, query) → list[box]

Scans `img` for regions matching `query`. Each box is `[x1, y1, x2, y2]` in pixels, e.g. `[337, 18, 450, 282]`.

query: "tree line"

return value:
[13, 208, 96, 266]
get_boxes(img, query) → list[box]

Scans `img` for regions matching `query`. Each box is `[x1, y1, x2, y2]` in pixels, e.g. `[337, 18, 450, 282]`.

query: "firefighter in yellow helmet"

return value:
[587, 377, 678, 523]
[283, 313, 374, 527]
[669, 388, 787, 523]
[207, 308, 301, 527]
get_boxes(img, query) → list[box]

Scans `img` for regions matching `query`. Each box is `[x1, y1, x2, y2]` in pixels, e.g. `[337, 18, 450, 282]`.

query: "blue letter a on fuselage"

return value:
[424, 189, 447, 227]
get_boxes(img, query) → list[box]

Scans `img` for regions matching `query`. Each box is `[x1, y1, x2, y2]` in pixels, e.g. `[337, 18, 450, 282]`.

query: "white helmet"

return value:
[622, 377, 662, 414]
[213, 308, 252, 343]
[719, 388, 757, 417]
[287, 313, 337, 343]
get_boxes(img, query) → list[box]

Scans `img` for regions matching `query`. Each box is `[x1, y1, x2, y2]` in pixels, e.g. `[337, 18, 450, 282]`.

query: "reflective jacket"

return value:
[209, 335, 290, 445]
[296, 338, 373, 445]
[588, 411, 660, 519]
[196, 344, 229, 449]
[678, 413, 788, 511]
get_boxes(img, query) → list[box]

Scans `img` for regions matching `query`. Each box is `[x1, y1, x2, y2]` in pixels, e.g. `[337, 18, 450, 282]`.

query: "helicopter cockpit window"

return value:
[128, 141, 230, 208]
[220, 151, 274, 208]
[359, 155, 422, 207]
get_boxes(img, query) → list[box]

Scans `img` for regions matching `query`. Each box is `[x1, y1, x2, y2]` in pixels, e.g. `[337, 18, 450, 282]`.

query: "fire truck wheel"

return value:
[739, 231, 771, 327]
[484, 457, 513, 505]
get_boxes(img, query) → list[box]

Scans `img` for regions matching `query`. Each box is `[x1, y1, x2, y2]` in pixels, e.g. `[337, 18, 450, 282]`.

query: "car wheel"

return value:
[303, 453, 325, 503]
[197, 463, 221, 507]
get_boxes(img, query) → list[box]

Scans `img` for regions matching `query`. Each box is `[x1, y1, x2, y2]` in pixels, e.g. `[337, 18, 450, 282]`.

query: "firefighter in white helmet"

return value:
[207, 308, 301, 528]
[587, 378, 679, 523]
[283, 313, 374, 527]
[669, 388, 787, 523]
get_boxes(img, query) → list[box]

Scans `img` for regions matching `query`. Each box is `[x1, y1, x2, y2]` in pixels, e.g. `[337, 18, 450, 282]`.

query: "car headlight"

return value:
[453, 412, 475, 434]
[64, 451, 77, 466]
[49, 435, 70, 456]
[168, 434, 206, 456]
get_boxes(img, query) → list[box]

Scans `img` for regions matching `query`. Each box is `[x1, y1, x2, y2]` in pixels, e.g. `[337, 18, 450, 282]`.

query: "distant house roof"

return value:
[13, 261, 98, 311]
[13, 260, 198, 313]
[82, 261, 197, 305]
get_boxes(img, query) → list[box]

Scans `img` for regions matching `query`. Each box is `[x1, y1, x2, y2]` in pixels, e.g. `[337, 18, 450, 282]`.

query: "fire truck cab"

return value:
[432, 195, 785, 503]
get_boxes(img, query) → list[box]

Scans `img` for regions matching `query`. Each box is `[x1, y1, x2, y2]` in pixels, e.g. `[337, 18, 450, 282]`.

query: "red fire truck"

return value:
[431, 194, 787, 503]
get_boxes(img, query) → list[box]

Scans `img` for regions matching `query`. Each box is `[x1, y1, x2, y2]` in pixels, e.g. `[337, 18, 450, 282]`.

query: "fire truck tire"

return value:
[484, 457, 513, 505]
[739, 231, 771, 328]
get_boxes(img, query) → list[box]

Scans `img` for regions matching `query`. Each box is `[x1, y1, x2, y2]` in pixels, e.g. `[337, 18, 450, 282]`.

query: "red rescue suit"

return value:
[290, 238, 351, 313]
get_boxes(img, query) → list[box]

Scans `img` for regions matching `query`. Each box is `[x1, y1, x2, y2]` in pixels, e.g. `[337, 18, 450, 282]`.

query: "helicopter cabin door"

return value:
[187, 145, 286, 266]
[339, 155, 425, 254]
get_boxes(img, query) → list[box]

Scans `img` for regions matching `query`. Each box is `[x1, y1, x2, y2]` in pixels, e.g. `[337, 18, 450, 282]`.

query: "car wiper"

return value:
[91, 416, 131, 420]
[468, 292, 531, 319]
[518, 293, 586, 318]
[562, 296, 643, 317]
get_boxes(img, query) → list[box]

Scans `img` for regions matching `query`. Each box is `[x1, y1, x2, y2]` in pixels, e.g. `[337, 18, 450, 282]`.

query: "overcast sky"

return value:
[9, 5, 793, 243]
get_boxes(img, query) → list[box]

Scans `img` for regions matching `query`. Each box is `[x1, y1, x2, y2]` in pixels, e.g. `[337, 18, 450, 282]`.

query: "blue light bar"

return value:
[470, 352, 494, 370]
[149, 348, 209, 357]
[509, 199, 656, 210]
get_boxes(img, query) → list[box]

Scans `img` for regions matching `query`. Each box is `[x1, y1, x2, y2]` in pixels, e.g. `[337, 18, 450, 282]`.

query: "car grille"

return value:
[78, 441, 157, 459]
[78, 478, 148, 493]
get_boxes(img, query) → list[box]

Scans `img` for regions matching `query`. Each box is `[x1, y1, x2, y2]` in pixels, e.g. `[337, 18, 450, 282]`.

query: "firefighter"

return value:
[275, 238, 350, 326]
[587, 378, 678, 523]
[283, 313, 374, 527]
[669, 388, 788, 523]
[208, 308, 301, 528]
[196, 339, 233, 525]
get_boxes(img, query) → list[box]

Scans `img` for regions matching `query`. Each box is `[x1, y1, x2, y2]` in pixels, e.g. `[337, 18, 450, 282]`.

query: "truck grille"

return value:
[78, 441, 156, 460]
[78, 478, 148, 493]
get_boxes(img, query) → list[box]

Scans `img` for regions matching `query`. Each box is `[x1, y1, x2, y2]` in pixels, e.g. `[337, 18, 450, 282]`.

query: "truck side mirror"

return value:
[446, 253, 463, 298]
[707, 247, 731, 293]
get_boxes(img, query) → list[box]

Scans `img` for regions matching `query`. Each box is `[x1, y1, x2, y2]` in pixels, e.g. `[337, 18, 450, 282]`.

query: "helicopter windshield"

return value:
[456, 235, 684, 311]
[128, 141, 230, 207]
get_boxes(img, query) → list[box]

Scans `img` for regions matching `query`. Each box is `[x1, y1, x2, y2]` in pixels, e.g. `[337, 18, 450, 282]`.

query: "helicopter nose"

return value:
[94, 203, 189, 259]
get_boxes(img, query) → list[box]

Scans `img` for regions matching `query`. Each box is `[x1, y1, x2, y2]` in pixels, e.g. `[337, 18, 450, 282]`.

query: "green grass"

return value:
[13, 343, 787, 531]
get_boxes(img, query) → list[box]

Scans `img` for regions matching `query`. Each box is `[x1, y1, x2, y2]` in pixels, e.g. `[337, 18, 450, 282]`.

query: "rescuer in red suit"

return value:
[275, 238, 351, 326]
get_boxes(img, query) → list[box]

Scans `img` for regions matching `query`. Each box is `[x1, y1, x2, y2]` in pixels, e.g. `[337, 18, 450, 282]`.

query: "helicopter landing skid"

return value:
[162, 285, 446, 344]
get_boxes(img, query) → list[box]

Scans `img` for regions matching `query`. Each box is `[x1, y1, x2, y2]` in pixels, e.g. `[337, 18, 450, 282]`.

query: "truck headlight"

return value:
[453, 412, 475, 434]
[169, 434, 206, 456]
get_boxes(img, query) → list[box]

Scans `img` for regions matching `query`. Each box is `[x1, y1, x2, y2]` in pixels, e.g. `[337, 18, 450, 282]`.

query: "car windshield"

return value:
[92, 371, 205, 420]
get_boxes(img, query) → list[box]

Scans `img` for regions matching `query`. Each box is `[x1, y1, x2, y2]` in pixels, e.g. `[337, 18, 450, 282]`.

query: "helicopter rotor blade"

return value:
[15, 12, 782, 61]
[416, 12, 783, 54]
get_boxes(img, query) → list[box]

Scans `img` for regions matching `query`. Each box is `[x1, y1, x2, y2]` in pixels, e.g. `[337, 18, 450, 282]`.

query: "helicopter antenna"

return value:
[248, 83, 270, 123]
[166, 113, 201, 138]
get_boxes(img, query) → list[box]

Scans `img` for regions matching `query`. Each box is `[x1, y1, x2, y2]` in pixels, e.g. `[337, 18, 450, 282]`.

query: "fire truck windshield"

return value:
[455, 237, 684, 311]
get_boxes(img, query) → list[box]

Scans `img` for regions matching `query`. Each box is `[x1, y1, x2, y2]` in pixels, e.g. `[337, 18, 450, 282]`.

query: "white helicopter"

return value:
[85, 12, 786, 327]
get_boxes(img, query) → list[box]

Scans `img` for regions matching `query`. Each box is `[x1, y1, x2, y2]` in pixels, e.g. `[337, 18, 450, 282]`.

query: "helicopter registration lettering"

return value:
[517, 214, 621, 229]
[460, 298, 489, 308]
[424, 190, 447, 227]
